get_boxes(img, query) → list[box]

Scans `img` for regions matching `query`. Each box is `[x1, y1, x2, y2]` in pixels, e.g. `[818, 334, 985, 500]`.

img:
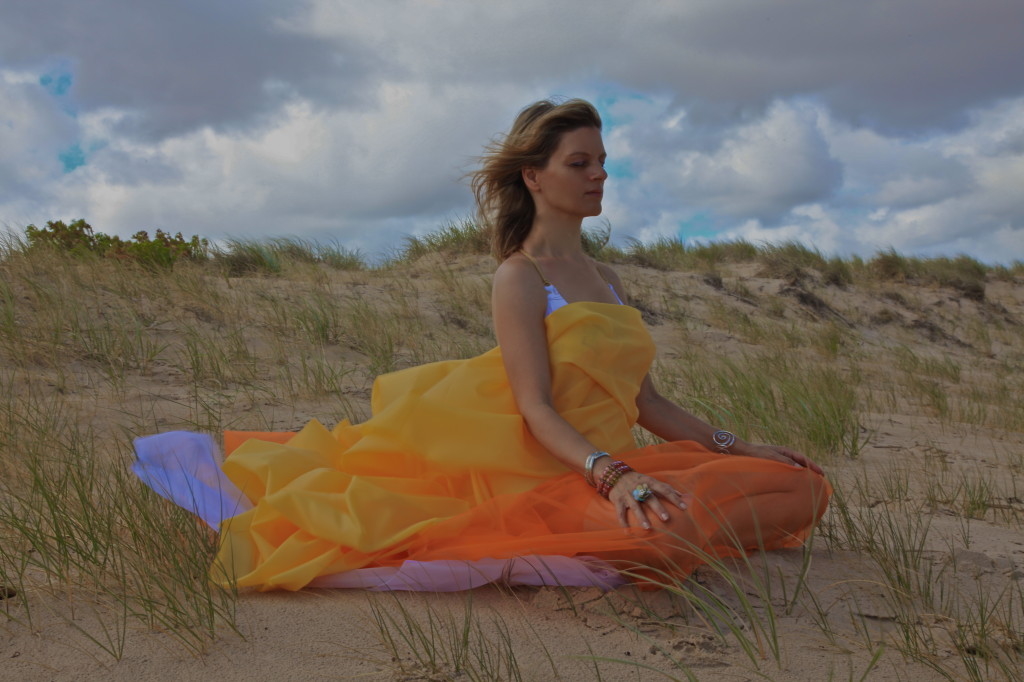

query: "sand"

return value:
[2, 252, 1022, 680]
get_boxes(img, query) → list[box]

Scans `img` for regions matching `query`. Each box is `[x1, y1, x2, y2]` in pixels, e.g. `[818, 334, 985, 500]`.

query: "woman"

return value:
[134, 99, 830, 592]
[482, 99, 825, 534]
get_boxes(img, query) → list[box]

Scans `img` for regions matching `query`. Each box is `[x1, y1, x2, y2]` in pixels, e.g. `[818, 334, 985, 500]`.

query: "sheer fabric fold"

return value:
[133, 303, 830, 591]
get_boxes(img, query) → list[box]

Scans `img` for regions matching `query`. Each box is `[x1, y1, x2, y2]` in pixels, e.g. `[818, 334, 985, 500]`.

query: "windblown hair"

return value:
[471, 99, 602, 261]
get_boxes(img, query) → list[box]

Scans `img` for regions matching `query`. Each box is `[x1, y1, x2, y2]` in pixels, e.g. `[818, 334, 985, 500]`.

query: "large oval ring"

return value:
[632, 483, 653, 503]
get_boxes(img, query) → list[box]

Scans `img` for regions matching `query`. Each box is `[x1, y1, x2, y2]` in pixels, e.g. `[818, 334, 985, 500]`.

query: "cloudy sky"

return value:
[2, 0, 1022, 263]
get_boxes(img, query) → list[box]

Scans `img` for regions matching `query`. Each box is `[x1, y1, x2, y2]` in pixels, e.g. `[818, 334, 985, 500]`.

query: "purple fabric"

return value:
[132, 431, 252, 529]
[310, 556, 625, 591]
[544, 282, 624, 316]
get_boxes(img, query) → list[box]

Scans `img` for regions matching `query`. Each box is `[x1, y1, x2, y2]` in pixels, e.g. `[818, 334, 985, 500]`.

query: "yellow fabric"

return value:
[216, 303, 653, 590]
[214, 302, 832, 591]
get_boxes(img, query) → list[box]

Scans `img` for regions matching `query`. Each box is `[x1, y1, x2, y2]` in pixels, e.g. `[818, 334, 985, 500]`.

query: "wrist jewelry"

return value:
[583, 451, 610, 487]
[597, 460, 633, 499]
[712, 430, 736, 454]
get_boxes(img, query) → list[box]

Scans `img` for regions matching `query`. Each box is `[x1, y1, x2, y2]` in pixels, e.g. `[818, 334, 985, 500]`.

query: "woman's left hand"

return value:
[738, 443, 824, 476]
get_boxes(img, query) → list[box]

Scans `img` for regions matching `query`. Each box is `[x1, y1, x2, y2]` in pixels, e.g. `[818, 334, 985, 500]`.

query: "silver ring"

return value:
[632, 483, 652, 503]
[712, 430, 736, 454]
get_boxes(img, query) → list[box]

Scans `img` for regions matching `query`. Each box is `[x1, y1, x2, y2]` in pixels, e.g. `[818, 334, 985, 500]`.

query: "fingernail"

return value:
[660, 513, 669, 521]
[642, 523, 651, 530]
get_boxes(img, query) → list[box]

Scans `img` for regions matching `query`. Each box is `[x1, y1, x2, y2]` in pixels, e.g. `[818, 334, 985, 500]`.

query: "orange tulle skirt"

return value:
[185, 304, 832, 591]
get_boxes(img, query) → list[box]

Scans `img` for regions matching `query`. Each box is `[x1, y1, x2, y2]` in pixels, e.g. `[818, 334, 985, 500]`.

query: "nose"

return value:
[594, 164, 608, 181]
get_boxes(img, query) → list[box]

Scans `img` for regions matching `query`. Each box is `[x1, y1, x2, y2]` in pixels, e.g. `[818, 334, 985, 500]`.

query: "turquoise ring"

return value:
[632, 483, 653, 503]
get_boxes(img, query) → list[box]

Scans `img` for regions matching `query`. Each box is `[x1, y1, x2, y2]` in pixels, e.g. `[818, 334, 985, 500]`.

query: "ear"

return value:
[521, 167, 541, 192]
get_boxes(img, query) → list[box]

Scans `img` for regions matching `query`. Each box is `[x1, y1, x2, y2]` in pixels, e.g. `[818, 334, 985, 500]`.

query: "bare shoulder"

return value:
[492, 254, 547, 311]
[494, 254, 541, 291]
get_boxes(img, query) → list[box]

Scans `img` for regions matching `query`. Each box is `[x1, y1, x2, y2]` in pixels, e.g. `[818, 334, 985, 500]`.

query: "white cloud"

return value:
[0, 70, 79, 204]
[824, 97, 1024, 260]
[28, 80, 542, 257]
[671, 101, 842, 222]
[1, 2, 1022, 262]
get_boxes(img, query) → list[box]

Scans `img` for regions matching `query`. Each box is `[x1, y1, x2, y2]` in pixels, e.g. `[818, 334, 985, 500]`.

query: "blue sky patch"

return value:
[604, 158, 634, 180]
[59, 144, 86, 173]
[677, 212, 719, 241]
[40, 70, 73, 97]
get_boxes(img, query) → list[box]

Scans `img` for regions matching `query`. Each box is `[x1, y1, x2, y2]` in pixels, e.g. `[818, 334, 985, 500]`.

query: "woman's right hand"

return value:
[606, 469, 689, 531]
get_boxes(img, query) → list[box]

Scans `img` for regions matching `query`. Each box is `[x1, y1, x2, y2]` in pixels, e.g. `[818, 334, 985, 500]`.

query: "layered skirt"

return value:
[134, 303, 830, 591]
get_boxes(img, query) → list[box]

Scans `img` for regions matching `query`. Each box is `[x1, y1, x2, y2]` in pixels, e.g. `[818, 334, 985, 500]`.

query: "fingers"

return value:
[614, 476, 689, 531]
[650, 481, 688, 511]
[645, 496, 671, 523]
[617, 498, 651, 530]
[771, 446, 825, 475]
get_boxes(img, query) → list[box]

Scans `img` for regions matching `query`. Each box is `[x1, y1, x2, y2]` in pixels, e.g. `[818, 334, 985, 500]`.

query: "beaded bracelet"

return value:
[599, 462, 631, 498]
[596, 460, 633, 499]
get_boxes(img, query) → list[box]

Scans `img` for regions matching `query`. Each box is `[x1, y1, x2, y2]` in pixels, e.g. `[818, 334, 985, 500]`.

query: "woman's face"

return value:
[523, 126, 608, 220]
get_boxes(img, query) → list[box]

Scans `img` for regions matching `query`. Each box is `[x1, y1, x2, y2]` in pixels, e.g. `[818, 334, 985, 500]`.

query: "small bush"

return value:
[23, 219, 207, 268]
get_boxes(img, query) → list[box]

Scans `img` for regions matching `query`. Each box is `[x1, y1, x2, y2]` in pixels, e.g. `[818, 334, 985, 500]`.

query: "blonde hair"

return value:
[471, 99, 602, 261]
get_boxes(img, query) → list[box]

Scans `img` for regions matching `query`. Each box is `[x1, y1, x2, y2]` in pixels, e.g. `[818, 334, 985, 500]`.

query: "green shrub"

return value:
[23, 219, 207, 269]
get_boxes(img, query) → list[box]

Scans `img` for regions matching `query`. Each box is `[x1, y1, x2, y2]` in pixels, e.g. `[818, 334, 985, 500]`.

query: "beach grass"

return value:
[1, 223, 1022, 678]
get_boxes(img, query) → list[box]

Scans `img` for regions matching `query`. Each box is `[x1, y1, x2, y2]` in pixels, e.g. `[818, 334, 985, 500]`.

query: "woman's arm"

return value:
[492, 257, 689, 528]
[598, 263, 823, 475]
[491, 257, 605, 469]
[635, 376, 823, 474]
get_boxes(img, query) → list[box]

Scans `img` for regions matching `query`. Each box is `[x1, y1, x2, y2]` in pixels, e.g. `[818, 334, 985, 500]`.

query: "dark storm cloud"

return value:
[0, 0, 380, 139]
[624, 0, 1024, 133]
[615, 0, 1024, 132]
[337, 0, 1024, 134]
